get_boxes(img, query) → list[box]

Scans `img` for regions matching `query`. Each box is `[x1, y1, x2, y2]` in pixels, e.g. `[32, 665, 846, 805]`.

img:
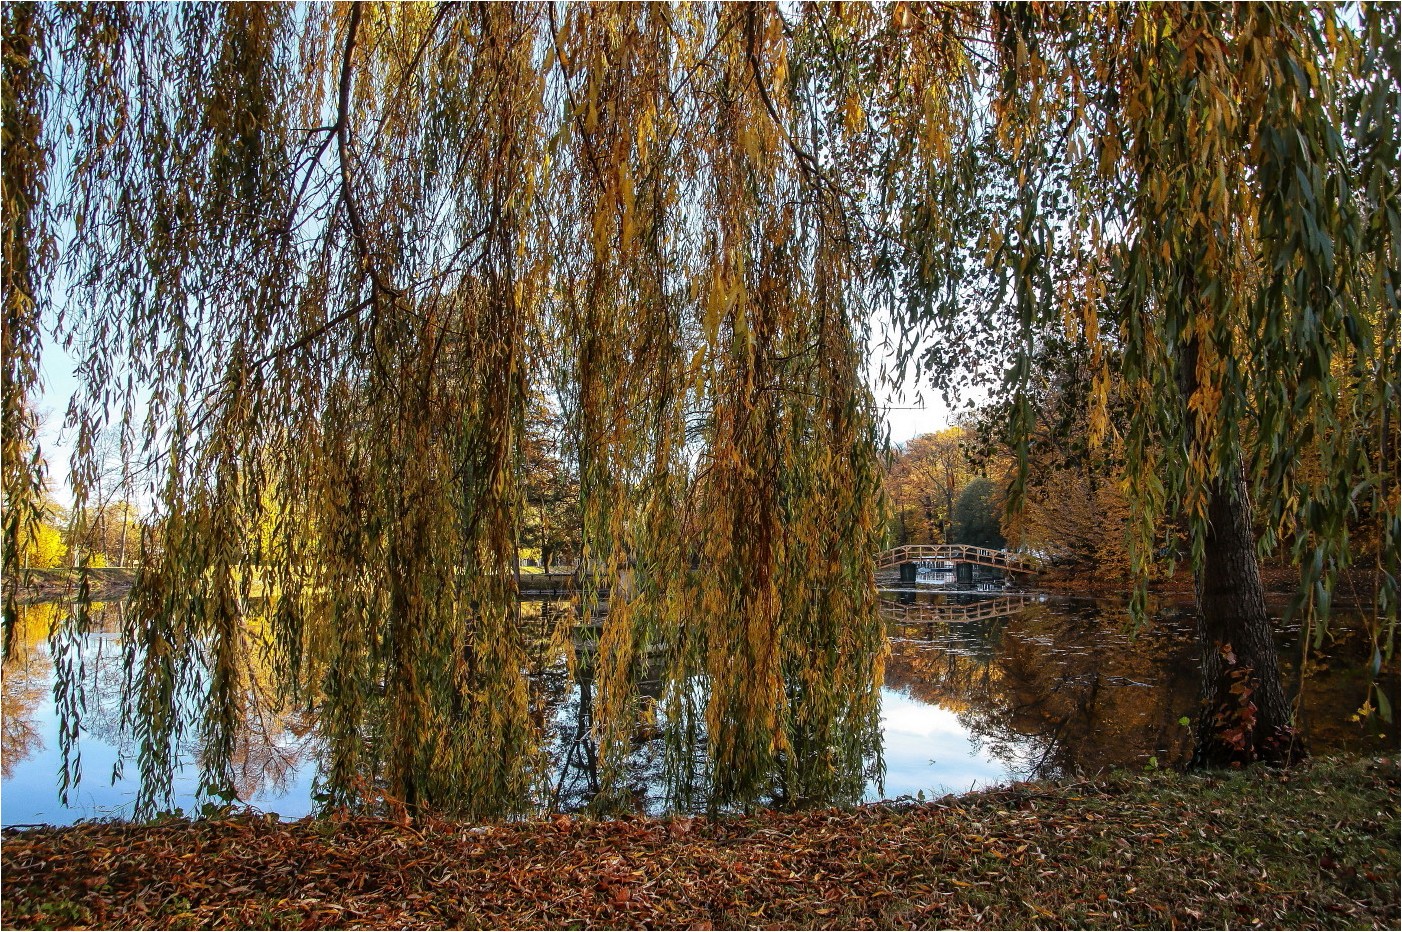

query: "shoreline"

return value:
[1027, 561, 1386, 609]
[13, 567, 137, 604]
[13, 563, 1385, 608]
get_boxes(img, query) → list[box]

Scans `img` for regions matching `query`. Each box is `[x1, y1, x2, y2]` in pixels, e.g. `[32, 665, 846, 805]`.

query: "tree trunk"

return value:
[1178, 334, 1301, 767]
[1190, 461, 1302, 767]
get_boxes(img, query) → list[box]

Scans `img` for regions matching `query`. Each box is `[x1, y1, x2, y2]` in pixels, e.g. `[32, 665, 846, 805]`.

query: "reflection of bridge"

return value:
[876, 544, 1040, 577]
[879, 595, 1037, 625]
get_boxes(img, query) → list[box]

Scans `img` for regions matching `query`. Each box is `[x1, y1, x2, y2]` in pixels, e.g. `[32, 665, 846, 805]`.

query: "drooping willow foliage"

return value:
[2, 2, 1396, 809]
[879, 3, 1398, 755]
[889, 2, 1398, 610]
[2, 2, 52, 647]
[2, 2, 934, 817]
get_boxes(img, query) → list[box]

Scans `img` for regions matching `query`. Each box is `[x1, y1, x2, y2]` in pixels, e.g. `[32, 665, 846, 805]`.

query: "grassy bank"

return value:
[2, 756, 1396, 930]
[15, 567, 135, 603]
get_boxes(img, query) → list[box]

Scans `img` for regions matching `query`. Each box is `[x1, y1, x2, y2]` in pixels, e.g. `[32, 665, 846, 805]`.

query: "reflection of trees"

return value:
[4, 602, 142, 780]
[225, 683, 318, 804]
[1, 603, 58, 777]
[3, 602, 79, 778]
[1276, 613, 1400, 756]
[547, 658, 600, 812]
[7, 594, 699, 816]
[886, 595, 1400, 781]
[545, 608, 670, 814]
[2, 599, 326, 807]
[885, 599, 1200, 779]
[1, 665, 46, 778]
[12, 592, 1394, 819]
[522, 598, 625, 814]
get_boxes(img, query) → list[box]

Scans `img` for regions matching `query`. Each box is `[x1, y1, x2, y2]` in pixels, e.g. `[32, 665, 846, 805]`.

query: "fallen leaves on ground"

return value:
[3, 756, 1397, 930]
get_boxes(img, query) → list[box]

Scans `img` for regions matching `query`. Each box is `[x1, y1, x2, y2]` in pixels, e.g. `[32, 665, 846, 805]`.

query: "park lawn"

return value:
[2, 755, 1396, 931]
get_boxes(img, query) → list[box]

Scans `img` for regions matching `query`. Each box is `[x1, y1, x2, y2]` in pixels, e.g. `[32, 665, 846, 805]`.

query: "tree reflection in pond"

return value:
[1, 602, 59, 779]
[881, 593, 1397, 781]
[2, 601, 320, 821]
[3, 594, 1394, 824]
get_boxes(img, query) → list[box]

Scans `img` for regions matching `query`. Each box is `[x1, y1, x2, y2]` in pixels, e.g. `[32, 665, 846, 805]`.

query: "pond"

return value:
[2, 583, 1395, 826]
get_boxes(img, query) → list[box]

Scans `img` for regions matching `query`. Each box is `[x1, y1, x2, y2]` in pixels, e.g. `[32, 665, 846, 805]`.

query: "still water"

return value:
[2, 582, 1395, 826]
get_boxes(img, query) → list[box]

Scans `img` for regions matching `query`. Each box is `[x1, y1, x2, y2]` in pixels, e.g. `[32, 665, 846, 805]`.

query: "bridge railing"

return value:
[876, 544, 1041, 574]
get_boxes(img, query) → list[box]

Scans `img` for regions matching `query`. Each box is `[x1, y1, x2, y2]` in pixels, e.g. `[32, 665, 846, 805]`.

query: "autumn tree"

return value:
[17, 513, 64, 569]
[1, 1, 1393, 810]
[1, 1, 50, 632]
[950, 477, 1005, 550]
[10, 474, 69, 572]
[884, 426, 973, 545]
[61, 426, 144, 567]
[2, 2, 913, 816]
[981, 338, 1135, 573]
[886, 4, 1398, 765]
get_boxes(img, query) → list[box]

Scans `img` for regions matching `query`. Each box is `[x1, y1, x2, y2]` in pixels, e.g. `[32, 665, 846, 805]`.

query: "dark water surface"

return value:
[2, 584, 1395, 826]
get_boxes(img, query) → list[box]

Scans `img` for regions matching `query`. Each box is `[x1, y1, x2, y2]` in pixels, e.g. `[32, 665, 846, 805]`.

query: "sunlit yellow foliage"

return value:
[884, 428, 974, 546]
[17, 521, 65, 569]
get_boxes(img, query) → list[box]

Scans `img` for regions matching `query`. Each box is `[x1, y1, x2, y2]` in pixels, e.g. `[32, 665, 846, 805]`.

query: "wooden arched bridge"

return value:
[876, 544, 1041, 577]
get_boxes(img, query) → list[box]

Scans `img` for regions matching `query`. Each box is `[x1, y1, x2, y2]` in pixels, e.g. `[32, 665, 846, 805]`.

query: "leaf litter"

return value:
[2, 756, 1396, 930]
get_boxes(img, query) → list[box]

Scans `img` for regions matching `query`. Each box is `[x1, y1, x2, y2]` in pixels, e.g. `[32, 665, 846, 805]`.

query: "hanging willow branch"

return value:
[4, 1, 1393, 811]
[4, 2, 935, 817]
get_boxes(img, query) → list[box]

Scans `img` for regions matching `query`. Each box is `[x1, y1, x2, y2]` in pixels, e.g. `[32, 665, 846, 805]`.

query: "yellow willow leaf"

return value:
[742, 122, 761, 163]
[704, 275, 724, 342]
[1082, 297, 1100, 345]
[1062, 300, 1080, 340]
[585, 71, 600, 134]
[844, 94, 864, 133]
[985, 229, 1003, 267]
[634, 105, 654, 161]
[592, 205, 610, 255]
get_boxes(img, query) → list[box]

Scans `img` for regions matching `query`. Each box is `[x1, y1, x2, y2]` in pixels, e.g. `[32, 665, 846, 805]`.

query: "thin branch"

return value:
[548, 4, 608, 193]
[335, 2, 402, 301]
[246, 295, 376, 372]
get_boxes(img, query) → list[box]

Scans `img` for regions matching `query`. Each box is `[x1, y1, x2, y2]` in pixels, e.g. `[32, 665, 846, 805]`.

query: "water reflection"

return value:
[884, 599, 1195, 779]
[545, 644, 673, 814]
[880, 592, 1397, 782]
[1, 602, 319, 824]
[880, 592, 1040, 626]
[2, 592, 1395, 825]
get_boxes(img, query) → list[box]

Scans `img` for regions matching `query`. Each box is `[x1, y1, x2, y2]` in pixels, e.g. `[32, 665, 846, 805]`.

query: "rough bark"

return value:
[1191, 468, 1302, 767]
[1179, 336, 1301, 767]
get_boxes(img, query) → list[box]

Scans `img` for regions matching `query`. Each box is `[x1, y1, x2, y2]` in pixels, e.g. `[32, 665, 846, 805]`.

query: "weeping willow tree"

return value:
[1, 2, 924, 817]
[2, 1, 1395, 813]
[883, 2, 1398, 765]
